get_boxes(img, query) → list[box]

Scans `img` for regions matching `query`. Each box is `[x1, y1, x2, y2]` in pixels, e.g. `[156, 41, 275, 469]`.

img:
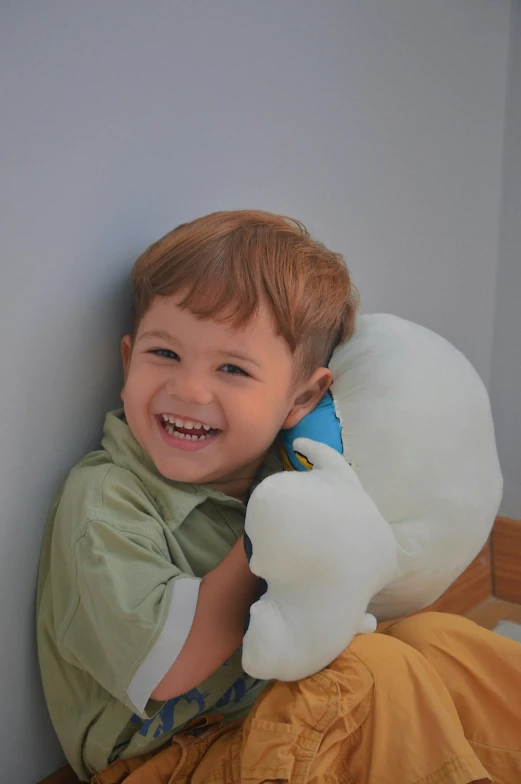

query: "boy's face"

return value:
[121, 293, 331, 500]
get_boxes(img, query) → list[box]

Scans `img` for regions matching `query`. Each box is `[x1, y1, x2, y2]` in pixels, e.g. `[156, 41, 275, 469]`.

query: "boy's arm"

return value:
[151, 537, 257, 700]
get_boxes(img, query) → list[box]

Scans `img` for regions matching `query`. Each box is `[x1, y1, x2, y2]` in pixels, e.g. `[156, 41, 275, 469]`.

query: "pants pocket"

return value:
[240, 718, 323, 783]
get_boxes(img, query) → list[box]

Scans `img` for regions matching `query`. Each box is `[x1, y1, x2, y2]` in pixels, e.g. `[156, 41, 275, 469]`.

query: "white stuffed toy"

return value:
[242, 314, 502, 682]
[242, 438, 398, 681]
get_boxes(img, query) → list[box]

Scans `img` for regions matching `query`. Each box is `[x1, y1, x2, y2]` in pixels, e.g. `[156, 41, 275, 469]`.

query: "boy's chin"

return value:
[155, 462, 207, 484]
[153, 455, 246, 491]
[151, 453, 214, 485]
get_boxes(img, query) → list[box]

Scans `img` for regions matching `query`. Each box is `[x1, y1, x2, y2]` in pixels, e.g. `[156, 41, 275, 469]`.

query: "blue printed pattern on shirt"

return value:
[130, 675, 261, 741]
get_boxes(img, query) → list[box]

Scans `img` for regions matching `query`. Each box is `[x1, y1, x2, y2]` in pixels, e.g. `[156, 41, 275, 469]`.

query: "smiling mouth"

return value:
[157, 414, 221, 442]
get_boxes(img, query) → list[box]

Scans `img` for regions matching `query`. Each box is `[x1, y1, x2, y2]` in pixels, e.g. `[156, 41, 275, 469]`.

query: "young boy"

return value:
[37, 210, 521, 784]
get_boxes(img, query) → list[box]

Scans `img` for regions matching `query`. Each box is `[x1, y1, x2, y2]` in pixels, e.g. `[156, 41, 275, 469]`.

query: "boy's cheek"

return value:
[120, 377, 132, 402]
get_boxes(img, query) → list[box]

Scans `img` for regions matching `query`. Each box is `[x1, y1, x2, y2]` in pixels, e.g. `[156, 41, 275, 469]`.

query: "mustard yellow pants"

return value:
[92, 613, 521, 784]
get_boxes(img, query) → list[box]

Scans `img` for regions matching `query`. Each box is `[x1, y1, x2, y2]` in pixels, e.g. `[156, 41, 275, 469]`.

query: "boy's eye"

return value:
[220, 364, 249, 377]
[149, 348, 180, 361]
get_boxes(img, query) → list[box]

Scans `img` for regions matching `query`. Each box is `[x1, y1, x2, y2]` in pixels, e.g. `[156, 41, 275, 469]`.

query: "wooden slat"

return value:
[492, 516, 521, 603]
[466, 596, 521, 630]
[36, 764, 80, 784]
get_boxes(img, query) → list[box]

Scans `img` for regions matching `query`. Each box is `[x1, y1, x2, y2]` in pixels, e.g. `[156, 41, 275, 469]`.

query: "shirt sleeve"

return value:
[61, 519, 201, 716]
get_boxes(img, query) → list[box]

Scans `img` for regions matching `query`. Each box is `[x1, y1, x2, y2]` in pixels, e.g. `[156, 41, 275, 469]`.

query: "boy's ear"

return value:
[282, 367, 333, 430]
[120, 335, 133, 399]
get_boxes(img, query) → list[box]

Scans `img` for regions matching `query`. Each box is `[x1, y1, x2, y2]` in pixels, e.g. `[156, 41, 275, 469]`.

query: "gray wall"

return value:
[491, 0, 521, 519]
[0, 2, 512, 781]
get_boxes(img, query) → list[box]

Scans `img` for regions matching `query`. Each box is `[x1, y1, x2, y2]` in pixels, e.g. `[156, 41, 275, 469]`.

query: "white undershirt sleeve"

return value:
[127, 576, 201, 713]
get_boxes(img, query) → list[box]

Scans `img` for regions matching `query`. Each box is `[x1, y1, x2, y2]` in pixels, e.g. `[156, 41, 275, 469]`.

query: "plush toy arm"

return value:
[242, 438, 398, 681]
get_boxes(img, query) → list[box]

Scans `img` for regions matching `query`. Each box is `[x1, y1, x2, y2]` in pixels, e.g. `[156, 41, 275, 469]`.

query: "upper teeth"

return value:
[161, 414, 212, 431]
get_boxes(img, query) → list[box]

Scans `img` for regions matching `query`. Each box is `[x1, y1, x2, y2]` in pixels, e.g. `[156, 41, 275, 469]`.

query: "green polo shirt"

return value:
[37, 410, 282, 781]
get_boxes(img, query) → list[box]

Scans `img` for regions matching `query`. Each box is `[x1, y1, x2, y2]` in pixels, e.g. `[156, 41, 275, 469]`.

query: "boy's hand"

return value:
[242, 437, 398, 681]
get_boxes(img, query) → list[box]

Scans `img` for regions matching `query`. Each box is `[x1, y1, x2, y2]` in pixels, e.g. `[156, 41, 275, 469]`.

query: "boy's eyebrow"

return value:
[137, 330, 174, 343]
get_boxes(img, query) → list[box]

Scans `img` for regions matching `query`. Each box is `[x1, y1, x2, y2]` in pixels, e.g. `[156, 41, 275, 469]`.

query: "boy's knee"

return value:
[339, 629, 427, 685]
[384, 611, 474, 654]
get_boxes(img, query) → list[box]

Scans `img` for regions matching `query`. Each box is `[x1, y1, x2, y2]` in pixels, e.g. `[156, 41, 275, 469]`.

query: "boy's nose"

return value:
[165, 374, 213, 407]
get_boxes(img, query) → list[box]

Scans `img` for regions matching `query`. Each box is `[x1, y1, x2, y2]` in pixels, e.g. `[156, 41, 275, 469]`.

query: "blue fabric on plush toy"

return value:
[279, 391, 343, 470]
